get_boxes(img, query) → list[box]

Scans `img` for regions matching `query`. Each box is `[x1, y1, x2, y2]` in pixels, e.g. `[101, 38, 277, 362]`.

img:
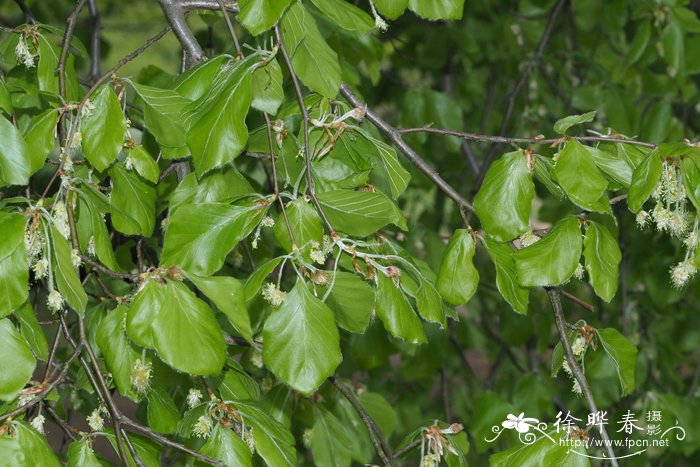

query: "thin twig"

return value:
[56, 0, 87, 101]
[397, 126, 657, 150]
[330, 376, 393, 466]
[393, 437, 422, 459]
[264, 112, 296, 246]
[275, 24, 336, 232]
[215, 0, 242, 58]
[340, 84, 474, 214]
[547, 289, 619, 466]
[561, 290, 595, 312]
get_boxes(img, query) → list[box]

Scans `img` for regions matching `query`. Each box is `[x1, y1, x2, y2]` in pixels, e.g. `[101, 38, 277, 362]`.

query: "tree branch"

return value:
[158, 0, 206, 68]
[56, 0, 87, 101]
[275, 24, 336, 232]
[547, 288, 619, 466]
[86, 0, 102, 81]
[397, 126, 657, 150]
[330, 376, 393, 466]
[339, 84, 474, 213]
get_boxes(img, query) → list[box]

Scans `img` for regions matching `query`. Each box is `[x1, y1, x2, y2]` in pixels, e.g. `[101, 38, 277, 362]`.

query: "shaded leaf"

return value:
[436, 229, 479, 306]
[583, 222, 621, 302]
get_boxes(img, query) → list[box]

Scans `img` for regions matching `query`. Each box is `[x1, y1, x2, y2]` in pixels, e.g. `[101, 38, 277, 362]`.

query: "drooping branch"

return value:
[547, 289, 619, 466]
[275, 24, 336, 232]
[330, 376, 393, 466]
[340, 84, 474, 214]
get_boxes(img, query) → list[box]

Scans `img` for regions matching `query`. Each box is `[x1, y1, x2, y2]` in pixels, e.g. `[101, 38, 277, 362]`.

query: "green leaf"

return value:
[310, 405, 353, 467]
[81, 85, 126, 172]
[681, 151, 700, 211]
[172, 55, 227, 101]
[514, 216, 583, 287]
[129, 81, 188, 150]
[78, 192, 120, 271]
[662, 21, 685, 77]
[483, 238, 529, 314]
[627, 150, 662, 212]
[183, 55, 256, 175]
[596, 328, 637, 396]
[317, 189, 406, 236]
[36, 35, 59, 94]
[473, 150, 534, 242]
[109, 163, 156, 237]
[237, 0, 293, 36]
[218, 362, 260, 401]
[96, 305, 140, 400]
[67, 439, 103, 467]
[413, 276, 449, 327]
[197, 425, 252, 467]
[0, 319, 36, 401]
[15, 303, 48, 360]
[357, 392, 397, 437]
[104, 431, 161, 467]
[375, 273, 426, 344]
[553, 111, 596, 134]
[251, 58, 284, 115]
[262, 281, 342, 395]
[0, 79, 13, 115]
[281, 2, 342, 99]
[147, 388, 180, 434]
[161, 201, 266, 276]
[274, 197, 323, 252]
[244, 257, 284, 301]
[363, 133, 411, 198]
[125, 146, 160, 184]
[169, 169, 254, 210]
[436, 229, 479, 306]
[50, 224, 88, 314]
[186, 273, 253, 343]
[0, 212, 28, 316]
[583, 222, 621, 302]
[321, 272, 374, 333]
[625, 19, 651, 66]
[584, 145, 633, 188]
[23, 109, 57, 175]
[233, 401, 297, 466]
[408, 0, 465, 20]
[309, 0, 374, 33]
[0, 115, 30, 186]
[373, 0, 408, 19]
[126, 280, 226, 375]
[0, 421, 61, 466]
[553, 140, 610, 212]
[491, 430, 588, 467]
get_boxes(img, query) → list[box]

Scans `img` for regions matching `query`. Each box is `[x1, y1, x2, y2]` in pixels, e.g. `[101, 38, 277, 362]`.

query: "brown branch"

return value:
[13, 0, 36, 23]
[275, 24, 336, 232]
[121, 419, 226, 467]
[264, 113, 297, 247]
[397, 126, 657, 150]
[561, 290, 595, 312]
[215, 0, 242, 58]
[340, 84, 474, 213]
[86, 0, 101, 81]
[56, 0, 87, 101]
[158, 0, 206, 69]
[80, 254, 136, 280]
[547, 289, 619, 466]
[330, 376, 393, 466]
[393, 437, 422, 459]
